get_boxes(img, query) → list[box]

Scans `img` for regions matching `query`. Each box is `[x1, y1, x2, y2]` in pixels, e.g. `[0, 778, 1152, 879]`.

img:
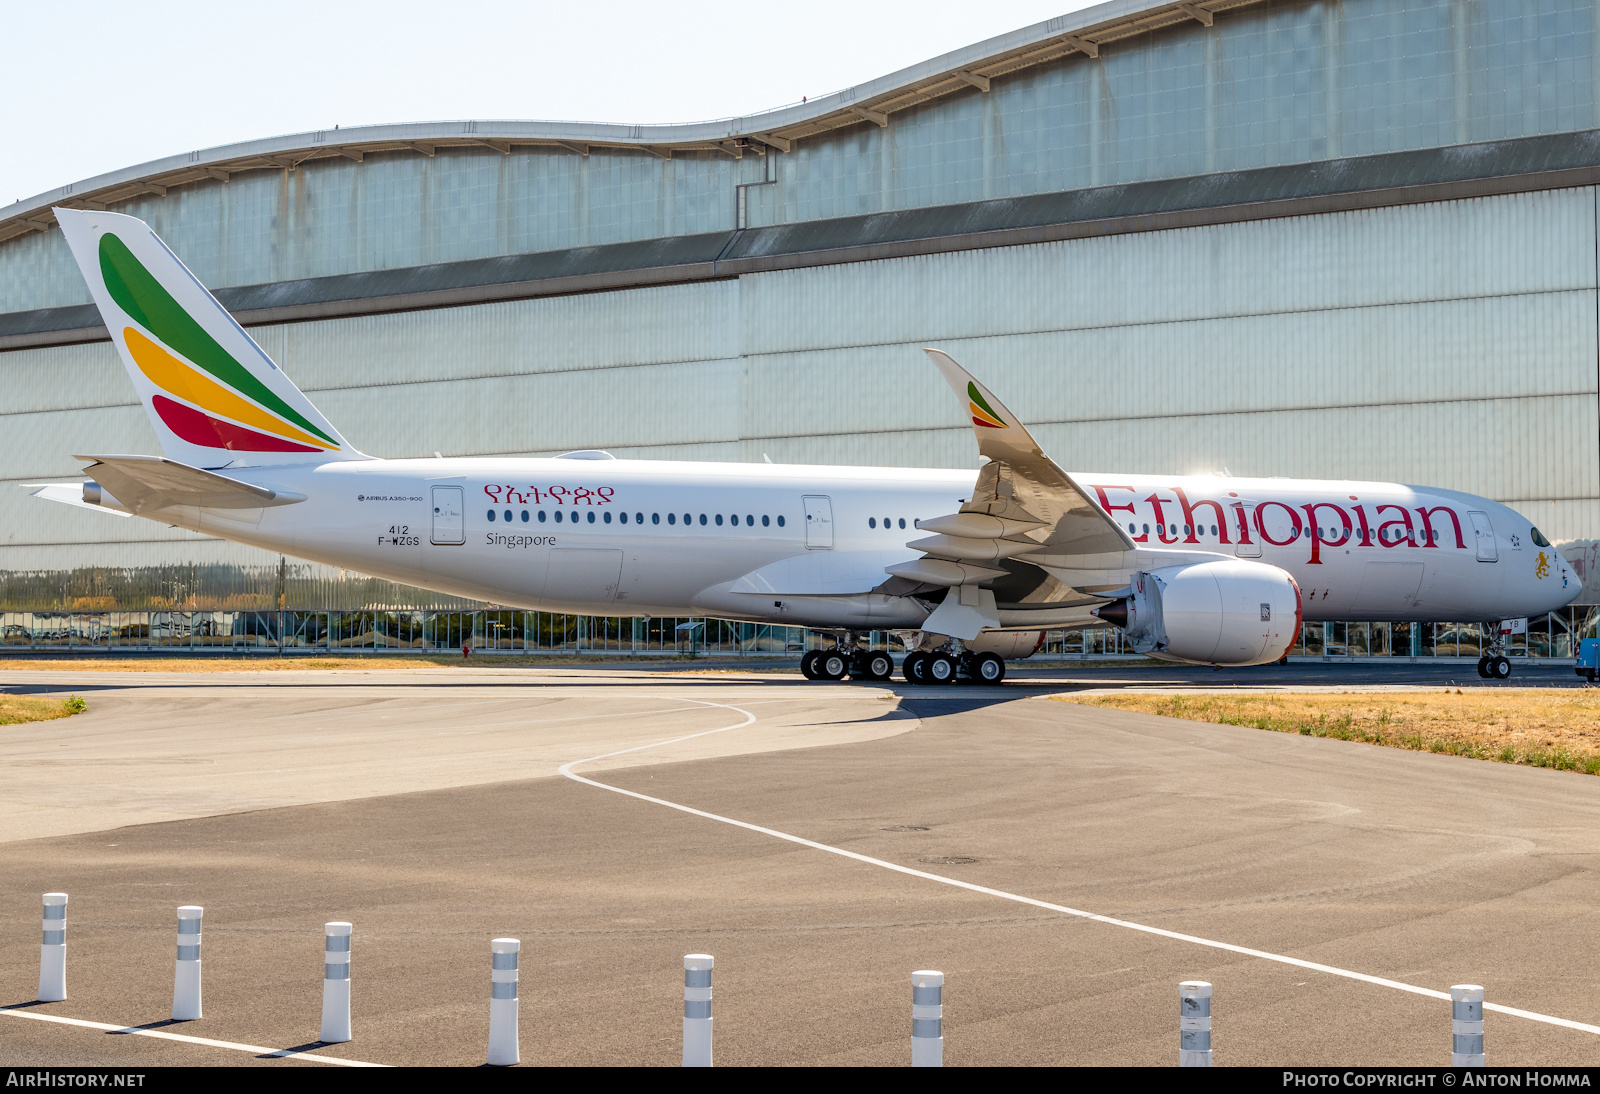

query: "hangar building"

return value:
[2, 0, 1597, 657]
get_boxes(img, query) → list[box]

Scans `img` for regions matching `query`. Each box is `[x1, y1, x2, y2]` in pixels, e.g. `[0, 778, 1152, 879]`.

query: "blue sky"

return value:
[5, 0, 1096, 203]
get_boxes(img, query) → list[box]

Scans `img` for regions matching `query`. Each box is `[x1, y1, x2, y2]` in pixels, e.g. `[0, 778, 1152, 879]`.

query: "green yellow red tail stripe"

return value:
[967, 382, 1006, 429]
[98, 232, 339, 451]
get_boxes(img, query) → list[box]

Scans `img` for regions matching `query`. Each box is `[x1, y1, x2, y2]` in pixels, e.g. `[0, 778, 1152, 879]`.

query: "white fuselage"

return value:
[152, 457, 1581, 631]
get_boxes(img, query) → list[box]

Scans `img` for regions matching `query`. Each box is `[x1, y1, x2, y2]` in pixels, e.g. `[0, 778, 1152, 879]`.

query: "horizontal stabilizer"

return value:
[74, 454, 305, 515]
[24, 483, 131, 517]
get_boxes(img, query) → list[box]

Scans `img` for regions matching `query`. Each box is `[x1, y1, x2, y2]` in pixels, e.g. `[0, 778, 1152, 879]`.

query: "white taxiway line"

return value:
[0, 1006, 387, 1065]
[558, 697, 1600, 1038]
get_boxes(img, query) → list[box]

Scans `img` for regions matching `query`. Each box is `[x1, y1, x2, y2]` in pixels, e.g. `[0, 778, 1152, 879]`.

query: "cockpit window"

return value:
[1530, 526, 1551, 547]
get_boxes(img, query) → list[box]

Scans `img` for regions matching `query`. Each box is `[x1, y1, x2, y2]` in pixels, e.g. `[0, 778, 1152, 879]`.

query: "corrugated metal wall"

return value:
[7, 0, 1600, 315]
[1, 182, 1596, 608]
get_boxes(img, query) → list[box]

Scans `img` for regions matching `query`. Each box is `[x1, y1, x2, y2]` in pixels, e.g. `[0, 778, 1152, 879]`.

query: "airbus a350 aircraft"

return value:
[29, 209, 1583, 684]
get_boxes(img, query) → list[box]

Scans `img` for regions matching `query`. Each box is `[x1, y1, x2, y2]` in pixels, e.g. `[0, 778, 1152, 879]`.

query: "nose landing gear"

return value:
[1477, 621, 1513, 680]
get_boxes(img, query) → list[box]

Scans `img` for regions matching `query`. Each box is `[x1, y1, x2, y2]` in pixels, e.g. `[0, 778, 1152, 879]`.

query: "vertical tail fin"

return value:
[55, 208, 362, 467]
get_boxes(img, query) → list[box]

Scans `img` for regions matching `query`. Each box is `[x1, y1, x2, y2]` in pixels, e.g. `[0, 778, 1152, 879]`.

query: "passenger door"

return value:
[431, 486, 464, 545]
[1469, 511, 1497, 562]
[803, 495, 834, 550]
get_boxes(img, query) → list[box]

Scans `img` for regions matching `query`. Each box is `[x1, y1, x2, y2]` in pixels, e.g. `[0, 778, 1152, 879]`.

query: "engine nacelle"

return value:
[966, 631, 1045, 660]
[1094, 560, 1302, 666]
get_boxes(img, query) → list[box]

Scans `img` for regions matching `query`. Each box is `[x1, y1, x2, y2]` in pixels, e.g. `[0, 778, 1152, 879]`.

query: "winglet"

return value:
[923, 348, 1045, 463]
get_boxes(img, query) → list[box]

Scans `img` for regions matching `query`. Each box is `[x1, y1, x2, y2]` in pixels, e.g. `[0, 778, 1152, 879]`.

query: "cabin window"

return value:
[777, 515, 786, 527]
[667, 513, 676, 525]
[487, 509, 496, 522]
[1210, 525, 1217, 536]
[869, 518, 877, 528]
[539, 510, 548, 523]
[1128, 523, 1135, 533]
[715, 514, 724, 526]
[618, 512, 627, 524]
[555, 511, 564, 523]
[699, 514, 707, 526]
[504, 510, 512, 522]
[521, 510, 529, 523]
[587, 511, 596, 524]
[1142, 524, 1149, 535]
[762, 515, 770, 527]
[898, 518, 906, 529]
[745, 515, 753, 526]
[604, 511, 612, 524]
[651, 513, 659, 524]
[636, 512, 644, 524]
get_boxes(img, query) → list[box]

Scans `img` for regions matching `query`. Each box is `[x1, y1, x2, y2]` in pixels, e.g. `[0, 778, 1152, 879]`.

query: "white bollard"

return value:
[1451, 984, 1485, 1066]
[1179, 980, 1212, 1066]
[911, 970, 944, 1067]
[38, 893, 67, 1002]
[320, 922, 352, 1043]
[171, 906, 203, 1021]
[682, 954, 713, 1067]
[487, 938, 519, 1066]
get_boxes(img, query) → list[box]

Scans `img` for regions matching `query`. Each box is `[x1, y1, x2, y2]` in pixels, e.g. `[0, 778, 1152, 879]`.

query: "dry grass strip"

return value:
[0, 694, 86, 725]
[1053, 689, 1600, 775]
[0, 654, 701, 673]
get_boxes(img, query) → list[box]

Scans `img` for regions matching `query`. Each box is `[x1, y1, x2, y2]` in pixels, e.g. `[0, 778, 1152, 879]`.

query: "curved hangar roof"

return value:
[0, 0, 1262, 245]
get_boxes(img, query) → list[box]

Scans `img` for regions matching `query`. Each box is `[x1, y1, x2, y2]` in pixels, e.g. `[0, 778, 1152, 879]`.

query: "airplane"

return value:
[26, 209, 1584, 684]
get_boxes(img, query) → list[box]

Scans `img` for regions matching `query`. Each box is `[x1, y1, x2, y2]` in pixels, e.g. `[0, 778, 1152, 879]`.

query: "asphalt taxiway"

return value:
[1, 663, 1597, 1066]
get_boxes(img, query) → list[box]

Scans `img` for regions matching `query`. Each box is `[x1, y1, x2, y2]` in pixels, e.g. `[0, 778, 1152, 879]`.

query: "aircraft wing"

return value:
[73, 454, 305, 514]
[922, 350, 1133, 555]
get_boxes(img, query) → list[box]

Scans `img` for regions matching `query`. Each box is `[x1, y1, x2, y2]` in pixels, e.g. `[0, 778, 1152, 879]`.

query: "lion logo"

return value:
[1536, 551, 1551, 580]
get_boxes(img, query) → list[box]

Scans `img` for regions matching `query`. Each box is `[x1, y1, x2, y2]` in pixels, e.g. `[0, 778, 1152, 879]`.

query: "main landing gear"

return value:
[800, 643, 895, 682]
[901, 649, 1005, 686]
[1476, 620, 1513, 680]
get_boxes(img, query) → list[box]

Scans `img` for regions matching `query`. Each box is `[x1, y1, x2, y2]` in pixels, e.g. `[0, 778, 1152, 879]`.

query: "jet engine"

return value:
[1092, 560, 1302, 666]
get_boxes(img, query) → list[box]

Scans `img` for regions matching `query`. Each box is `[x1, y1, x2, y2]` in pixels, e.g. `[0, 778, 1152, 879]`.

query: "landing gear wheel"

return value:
[972, 652, 1005, 684]
[1476, 657, 1491, 679]
[926, 654, 957, 684]
[862, 652, 894, 681]
[818, 650, 849, 680]
[903, 652, 928, 684]
[1491, 655, 1512, 679]
[801, 650, 823, 680]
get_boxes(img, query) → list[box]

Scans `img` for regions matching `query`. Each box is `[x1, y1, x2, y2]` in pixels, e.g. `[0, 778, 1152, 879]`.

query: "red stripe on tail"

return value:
[153, 395, 322, 453]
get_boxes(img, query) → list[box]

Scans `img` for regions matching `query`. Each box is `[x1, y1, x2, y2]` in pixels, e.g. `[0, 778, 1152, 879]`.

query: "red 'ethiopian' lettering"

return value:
[1301, 502, 1352, 565]
[1254, 501, 1302, 547]
[1092, 485, 1143, 542]
[1172, 487, 1230, 545]
[1416, 505, 1465, 549]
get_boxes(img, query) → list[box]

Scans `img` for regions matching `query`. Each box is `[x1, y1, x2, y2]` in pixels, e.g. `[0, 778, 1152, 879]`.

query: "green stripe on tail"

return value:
[99, 233, 338, 446]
